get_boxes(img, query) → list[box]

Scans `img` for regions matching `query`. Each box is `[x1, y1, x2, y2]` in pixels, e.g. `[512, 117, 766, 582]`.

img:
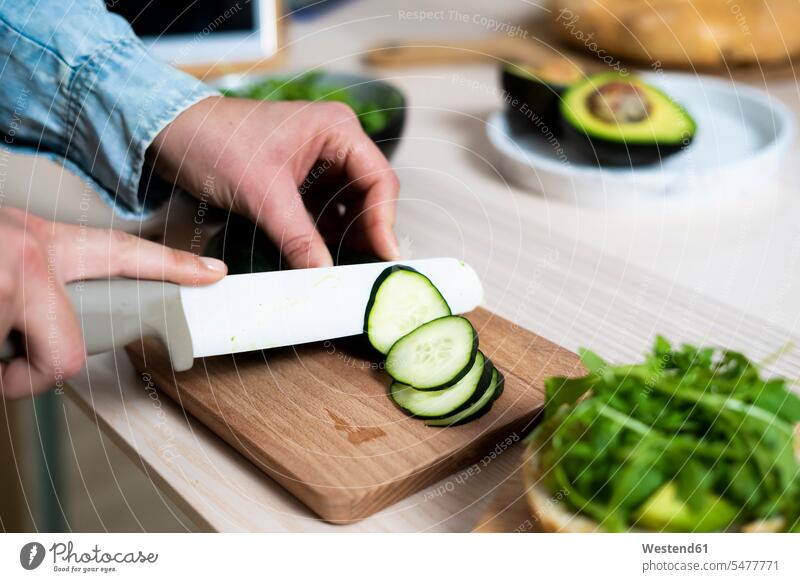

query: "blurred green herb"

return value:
[222, 71, 399, 135]
[531, 337, 800, 532]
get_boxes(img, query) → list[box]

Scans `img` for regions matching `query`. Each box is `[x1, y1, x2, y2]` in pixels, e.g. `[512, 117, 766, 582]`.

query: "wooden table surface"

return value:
[65, 0, 800, 531]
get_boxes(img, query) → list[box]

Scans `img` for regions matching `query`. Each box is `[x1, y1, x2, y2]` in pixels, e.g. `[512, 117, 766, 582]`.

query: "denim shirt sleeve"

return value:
[0, 0, 218, 218]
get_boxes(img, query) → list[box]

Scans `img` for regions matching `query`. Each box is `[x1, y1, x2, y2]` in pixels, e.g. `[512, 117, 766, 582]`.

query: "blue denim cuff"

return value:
[66, 36, 218, 216]
[4, 146, 164, 222]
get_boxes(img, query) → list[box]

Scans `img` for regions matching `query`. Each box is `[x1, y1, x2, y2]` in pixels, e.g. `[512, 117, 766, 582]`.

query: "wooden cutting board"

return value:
[125, 307, 582, 523]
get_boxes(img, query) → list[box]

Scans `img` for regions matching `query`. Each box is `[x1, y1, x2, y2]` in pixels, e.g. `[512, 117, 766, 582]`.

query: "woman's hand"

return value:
[148, 96, 401, 269]
[0, 208, 226, 399]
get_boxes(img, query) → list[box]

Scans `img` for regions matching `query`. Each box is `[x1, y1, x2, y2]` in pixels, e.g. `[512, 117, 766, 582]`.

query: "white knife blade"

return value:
[180, 258, 483, 358]
[0, 258, 483, 372]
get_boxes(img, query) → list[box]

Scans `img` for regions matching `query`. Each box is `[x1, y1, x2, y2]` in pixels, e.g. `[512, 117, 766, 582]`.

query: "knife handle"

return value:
[0, 279, 194, 372]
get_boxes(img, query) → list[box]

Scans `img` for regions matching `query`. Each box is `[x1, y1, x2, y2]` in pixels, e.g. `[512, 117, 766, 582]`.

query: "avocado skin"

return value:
[204, 214, 379, 274]
[562, 122, 689, 167]
[501, 67, 569, 137]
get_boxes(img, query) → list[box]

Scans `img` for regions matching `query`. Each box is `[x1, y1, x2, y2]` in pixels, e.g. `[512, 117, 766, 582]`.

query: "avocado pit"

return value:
[587, 81, 651, 125]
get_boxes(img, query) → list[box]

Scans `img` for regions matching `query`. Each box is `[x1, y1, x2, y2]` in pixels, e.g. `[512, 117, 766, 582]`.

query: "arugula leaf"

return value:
[543, 376, 593, 419]
[530, 337, 800, 531]
[753, 379, 800, 423]
[579, 348, 607, 376]
[224, 71, 398, 135]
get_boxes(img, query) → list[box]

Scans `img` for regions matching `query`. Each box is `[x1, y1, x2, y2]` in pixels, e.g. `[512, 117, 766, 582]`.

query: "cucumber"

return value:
[425, 368, 504, 427]
[390, 352, 493, 418]
[385, 316, 478, 390]
[364, 266, 451, 354]
[364, 265, 503, 426]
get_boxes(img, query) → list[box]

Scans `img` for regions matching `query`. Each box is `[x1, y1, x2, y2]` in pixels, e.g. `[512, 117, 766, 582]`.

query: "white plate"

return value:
[486, 72, 795, 208]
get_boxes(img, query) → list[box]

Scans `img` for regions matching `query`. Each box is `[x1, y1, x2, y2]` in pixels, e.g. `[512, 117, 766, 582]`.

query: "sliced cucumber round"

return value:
[390, 352, 493, 418]
[385, 315, 478, 390]
[364, 266, 451, 354]
[425, 368, 504, 427]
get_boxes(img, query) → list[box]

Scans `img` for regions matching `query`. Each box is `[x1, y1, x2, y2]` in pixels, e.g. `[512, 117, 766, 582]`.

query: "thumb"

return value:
[52, 223, 227, 285]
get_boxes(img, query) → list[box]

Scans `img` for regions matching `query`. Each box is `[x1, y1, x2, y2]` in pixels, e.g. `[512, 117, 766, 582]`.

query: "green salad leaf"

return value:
[530, 337, 800, 532]
[222, 71, 400, 135]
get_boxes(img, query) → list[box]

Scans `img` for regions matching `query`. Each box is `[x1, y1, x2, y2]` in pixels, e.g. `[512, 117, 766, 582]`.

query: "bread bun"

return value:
[522, 435, 600, 532]
[551, 0, 800, 68]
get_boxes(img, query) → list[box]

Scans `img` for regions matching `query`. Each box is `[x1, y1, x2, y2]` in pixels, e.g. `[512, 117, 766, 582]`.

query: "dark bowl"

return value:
[212, 71, 406, 160]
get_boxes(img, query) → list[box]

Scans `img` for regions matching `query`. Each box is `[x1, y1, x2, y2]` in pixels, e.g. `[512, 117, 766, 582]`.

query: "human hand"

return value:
[147, 96, 401, 268]
[0, 208, 226, 399]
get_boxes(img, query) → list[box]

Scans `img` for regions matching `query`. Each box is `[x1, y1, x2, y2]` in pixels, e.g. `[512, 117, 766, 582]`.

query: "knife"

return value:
[0, 258, 483, 371]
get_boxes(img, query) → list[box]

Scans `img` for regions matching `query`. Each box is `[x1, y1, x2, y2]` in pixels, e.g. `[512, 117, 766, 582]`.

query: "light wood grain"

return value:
[472, 451, 534, 533]
[56, 0, 800, 531]
[65, 91, 800, 530]
[65, 217, 800, 530]
[63, 87, 800, 530]
[124, 308, 582, 523]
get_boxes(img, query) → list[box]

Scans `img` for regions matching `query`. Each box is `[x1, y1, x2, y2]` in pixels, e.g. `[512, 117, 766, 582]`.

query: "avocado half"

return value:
[501, 59, 584, 136]
[204, 214, 378, 274]
[560, 72, 696, 166]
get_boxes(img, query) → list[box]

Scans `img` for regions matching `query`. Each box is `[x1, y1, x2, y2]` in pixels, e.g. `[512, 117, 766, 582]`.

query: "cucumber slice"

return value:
[390, 352, 492, 418]
[385, 316, 478, 390]
[425, 368, 504, 427]
[364, 266, 451, 354]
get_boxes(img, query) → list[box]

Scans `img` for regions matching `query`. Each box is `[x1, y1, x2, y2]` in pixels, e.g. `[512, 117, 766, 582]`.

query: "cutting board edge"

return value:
[128, 340, 545, 523]
[324, 408, 543, 523]
[124, 305, 583, 524]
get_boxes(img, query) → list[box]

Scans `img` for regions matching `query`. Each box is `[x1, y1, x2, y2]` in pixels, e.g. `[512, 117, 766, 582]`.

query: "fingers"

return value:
[0, 243, 85, 399]
[248, 174, 334, 269]
[49, 223, 227, 285]
[334, 131, 400, 261]
[2, 287, 84, 399]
